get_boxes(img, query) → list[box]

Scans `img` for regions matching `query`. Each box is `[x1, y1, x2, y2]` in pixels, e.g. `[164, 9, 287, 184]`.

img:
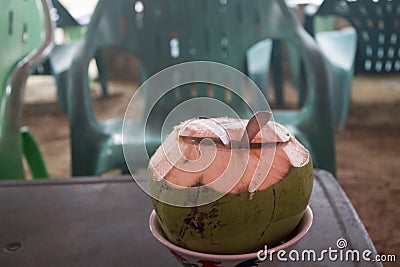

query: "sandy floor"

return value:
[22, 74, 400, 266]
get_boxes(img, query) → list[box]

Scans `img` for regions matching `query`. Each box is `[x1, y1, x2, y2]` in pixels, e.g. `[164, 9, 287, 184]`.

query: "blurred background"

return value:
[21, 0, 400, 264]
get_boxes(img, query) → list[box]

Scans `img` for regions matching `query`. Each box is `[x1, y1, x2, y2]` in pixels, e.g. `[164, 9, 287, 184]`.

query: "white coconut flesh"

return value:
[149, 117, 310, 194]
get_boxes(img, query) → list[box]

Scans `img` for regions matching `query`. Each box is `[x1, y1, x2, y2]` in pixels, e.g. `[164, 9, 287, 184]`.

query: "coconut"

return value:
[148, 114, 313, 254]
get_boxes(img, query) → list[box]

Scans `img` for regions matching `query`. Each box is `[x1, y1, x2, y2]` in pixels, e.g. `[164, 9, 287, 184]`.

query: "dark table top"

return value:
[0, 170, 382, 267]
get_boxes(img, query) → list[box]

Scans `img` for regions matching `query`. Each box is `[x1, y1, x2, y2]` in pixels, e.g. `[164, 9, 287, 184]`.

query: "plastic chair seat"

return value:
[74, 118, 161, 175]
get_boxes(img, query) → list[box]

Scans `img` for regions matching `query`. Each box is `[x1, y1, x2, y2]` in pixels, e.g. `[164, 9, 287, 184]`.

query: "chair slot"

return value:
[378, 19, 384, 30]
[395, 60, 400, 71]
[22, 23, 29, 43]
[386, 3, 392, 13]
[361, 30, 369, 42]
[375, 60, 382, 72]
[220, 34, 229, 59]
[366, 45, 373, 57]
[188, 36, 197, 56]
[377, 6, 382, 17]
[170, 37, 180, 58]
[385, 60, 392, 72]
[366, 18, 373, 28]
[377, 47, 384, 59]
[360, 5, 368, 16]
[390, 33, 397, 45]
[219, 0, 227, 12]
[387, 47, 394, 58]
[134, 1, 144, 13]
[378, 33, 385, 45]
[364, 59, 372, 71]
[8, 10, 13, 35]
[134, 1, 144, 29]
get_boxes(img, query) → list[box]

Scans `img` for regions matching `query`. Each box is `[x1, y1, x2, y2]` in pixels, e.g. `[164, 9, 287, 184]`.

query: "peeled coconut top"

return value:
[148, 117, 310, 194]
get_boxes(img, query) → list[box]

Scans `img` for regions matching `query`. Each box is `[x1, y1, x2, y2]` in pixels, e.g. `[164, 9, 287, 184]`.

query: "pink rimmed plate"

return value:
[149, 206, 313, 267]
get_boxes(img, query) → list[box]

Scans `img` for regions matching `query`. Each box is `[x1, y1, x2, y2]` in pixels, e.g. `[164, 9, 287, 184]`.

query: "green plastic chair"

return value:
[307, 0, 400, 75]
[0, 0, 53, 179]
[68, 0, 336, 176]
[304, 0, 400, 130]
[33, 0, 108, 112]
[286, 4, 357, 130]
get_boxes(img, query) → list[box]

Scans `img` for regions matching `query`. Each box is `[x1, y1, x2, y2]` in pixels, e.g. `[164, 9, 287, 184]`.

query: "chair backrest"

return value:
[316, 0, 400, 74]
[70, 0, 327, 130]
[0, 0, 53, 179]
[87, 0, 293, 70]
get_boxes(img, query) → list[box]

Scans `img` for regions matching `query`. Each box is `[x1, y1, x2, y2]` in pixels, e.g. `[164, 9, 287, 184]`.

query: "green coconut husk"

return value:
[148, 117, 314, 254]
[151, 160, 313, 254]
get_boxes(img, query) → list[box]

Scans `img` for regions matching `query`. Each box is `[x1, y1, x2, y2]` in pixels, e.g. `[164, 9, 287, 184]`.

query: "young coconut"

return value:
[148, 112, 313, 254]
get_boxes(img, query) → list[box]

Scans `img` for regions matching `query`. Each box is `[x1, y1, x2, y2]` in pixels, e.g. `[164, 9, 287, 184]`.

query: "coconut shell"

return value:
[148, 117, 314, 254]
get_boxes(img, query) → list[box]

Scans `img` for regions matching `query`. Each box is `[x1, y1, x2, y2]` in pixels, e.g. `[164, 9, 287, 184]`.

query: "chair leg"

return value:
[94, 50, 108, 97]
[298, 61, 306, 107]
[271, 40, 284, 106]
[54, 71, 68, 113]
[329, 68, 352, 131]
[21, 126, 49, 178]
